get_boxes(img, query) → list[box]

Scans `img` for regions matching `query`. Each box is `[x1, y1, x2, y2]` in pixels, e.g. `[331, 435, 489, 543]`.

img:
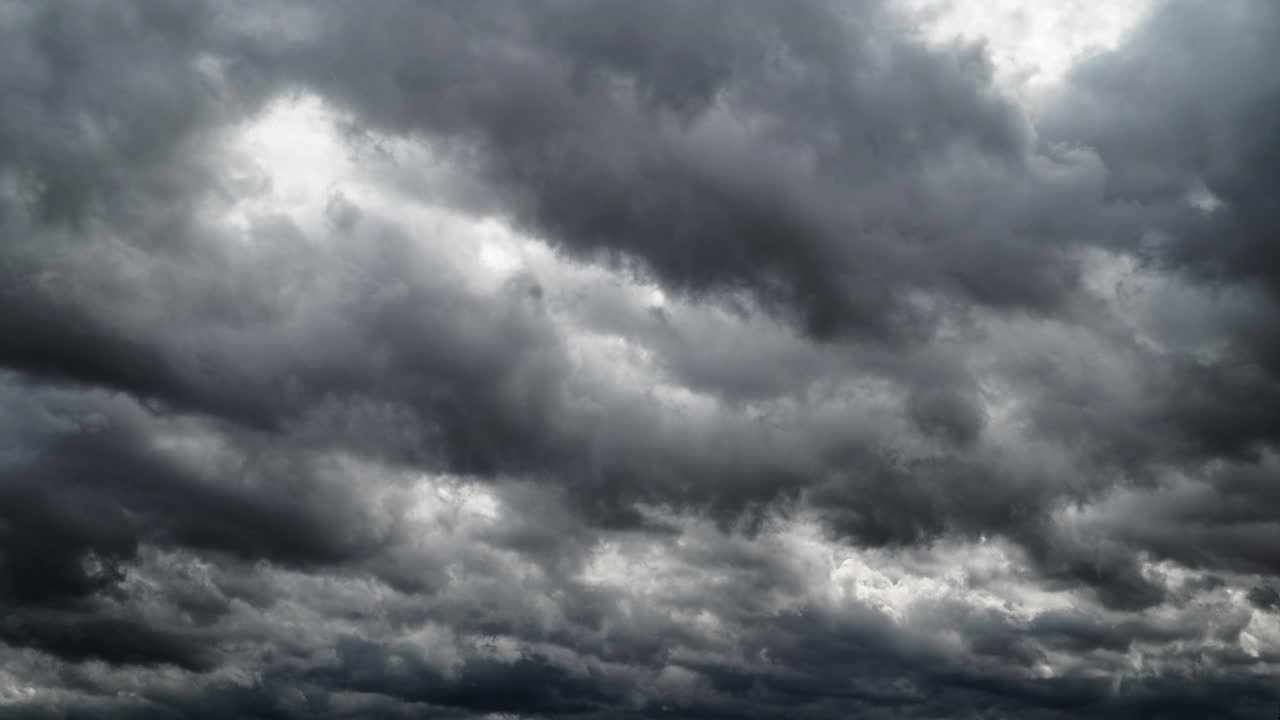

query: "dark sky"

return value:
[2, 1, 1279, 717]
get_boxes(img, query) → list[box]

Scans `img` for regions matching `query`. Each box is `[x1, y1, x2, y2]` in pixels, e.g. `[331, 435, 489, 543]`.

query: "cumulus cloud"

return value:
[2, 0, 1279, 717]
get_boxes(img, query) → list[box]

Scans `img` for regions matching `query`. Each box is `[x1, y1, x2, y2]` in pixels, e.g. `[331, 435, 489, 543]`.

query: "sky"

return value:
[1, 1, 1279, 718]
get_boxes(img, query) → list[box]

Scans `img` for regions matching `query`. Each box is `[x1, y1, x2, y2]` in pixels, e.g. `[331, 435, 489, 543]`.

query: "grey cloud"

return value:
[0, 615, 213, 672]
[1248, 585, 1280, 612]
[1039, 0, 1280, 459]
[3, 0, 1280, 718]
[256, 0, 1094, 339]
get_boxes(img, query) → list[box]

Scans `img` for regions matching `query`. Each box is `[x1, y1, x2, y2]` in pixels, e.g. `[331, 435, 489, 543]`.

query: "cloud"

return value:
[1, 0, 1280, 717]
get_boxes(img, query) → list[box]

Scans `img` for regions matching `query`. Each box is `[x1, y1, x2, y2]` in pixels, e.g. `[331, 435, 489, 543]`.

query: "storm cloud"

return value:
[2, 0, 1279, 717]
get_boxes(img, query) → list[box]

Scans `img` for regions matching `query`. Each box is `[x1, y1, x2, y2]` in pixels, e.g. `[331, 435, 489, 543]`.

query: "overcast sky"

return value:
[2, 1, 1279, 718]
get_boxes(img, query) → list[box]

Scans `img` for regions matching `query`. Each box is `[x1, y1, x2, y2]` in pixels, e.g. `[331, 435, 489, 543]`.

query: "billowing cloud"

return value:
[2, 0, 1279, 717]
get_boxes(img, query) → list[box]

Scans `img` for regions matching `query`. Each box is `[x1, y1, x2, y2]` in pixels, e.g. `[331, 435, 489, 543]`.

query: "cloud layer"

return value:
[2, 1, 1279, 717]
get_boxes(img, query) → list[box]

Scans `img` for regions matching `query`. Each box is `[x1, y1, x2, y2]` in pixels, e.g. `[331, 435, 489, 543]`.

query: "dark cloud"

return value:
[2, 0, 1280, 717]
[1039, 0, 1280, 461]
[0, 615, 212, 671]
[256, 0, 1097, 340]
[1248, 585, 1280, 612]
